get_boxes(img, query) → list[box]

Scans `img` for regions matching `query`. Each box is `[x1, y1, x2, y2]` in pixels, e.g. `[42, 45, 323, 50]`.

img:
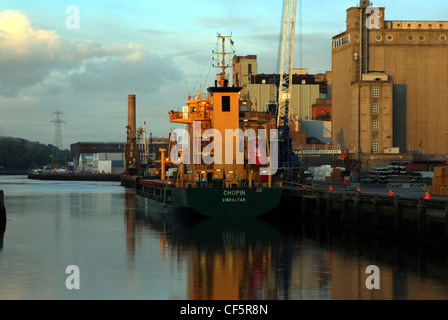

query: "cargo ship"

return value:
[136, 34, 283, 218]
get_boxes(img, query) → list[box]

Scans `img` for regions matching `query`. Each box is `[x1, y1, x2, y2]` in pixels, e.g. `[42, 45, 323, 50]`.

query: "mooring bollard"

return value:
[0, 190, 6, 249]
[372, 195, 379, 229]
[354, 194, 361, 225]
[393, 196, 400, 233]
[0, 190, 5, 229]
[445, 202, 448, 242]
[417, 199, 425, 238]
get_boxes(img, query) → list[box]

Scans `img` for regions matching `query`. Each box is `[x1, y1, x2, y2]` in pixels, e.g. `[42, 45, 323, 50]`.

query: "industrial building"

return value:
[332, 0, 448, 158]
[143, 137, 169, 167]
[70, 142, 126, 173]
[233, 55, 331, 120]
[70, 139, 169, 174]
[232, 55, 332, 147]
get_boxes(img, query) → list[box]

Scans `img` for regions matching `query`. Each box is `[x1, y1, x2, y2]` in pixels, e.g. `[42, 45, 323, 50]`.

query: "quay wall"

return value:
[277, 188, 448, 245]
[28, 173, 121, 182]
[121, 176, 137, 188]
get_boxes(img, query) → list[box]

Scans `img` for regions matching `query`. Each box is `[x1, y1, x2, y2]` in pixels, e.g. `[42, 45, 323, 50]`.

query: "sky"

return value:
[0, 0, 447, 149]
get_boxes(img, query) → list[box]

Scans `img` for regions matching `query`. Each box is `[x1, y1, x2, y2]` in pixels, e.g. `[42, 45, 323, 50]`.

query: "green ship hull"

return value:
[136, 181, 282, 218]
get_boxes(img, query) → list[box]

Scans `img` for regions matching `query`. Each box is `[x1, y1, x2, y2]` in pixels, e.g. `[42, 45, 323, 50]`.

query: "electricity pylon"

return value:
[50, 111, 66, 161]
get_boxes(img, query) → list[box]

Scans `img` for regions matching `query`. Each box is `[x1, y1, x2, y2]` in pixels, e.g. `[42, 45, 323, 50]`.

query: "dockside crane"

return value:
[276, 0, 302, 183]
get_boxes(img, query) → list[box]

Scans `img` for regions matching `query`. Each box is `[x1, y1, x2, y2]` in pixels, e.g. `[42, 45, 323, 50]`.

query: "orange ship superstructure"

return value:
[136, 34, 283, 218]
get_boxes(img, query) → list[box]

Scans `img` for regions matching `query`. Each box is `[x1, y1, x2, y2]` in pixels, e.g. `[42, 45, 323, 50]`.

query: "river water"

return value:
[1, 175, 448, 300]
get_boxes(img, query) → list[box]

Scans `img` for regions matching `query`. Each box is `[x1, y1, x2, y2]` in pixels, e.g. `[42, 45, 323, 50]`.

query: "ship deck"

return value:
[139, 179, 172, 188]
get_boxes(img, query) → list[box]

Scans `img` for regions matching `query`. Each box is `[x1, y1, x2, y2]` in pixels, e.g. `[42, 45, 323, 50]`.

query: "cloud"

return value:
[249, 33, 282, 43]
[0, 9, 178, 97]
[247, 32, 331, 74]
[68, 53, 182, 96]
[138, 29, 174, 36]
[0, 9, 186, 145]
[0, 9, 58, 43]
[0, 10, 72, 93]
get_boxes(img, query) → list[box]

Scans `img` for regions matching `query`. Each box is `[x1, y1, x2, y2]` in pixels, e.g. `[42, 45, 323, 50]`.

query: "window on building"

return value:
[222, 96, 230, 112]
[371, 104, 379, 114]
[371, 87, 379, 97]
[372, 120, 379, 131]
[248, 64, 252, 74]
[372, 141, 379, 154]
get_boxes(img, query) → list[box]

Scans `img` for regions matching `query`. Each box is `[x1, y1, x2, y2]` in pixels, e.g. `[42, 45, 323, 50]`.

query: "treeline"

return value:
[0, 137, 69, 172]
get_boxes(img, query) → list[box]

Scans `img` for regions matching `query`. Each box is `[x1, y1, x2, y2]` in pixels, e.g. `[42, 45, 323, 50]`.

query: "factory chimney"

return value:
[125, 94, 140, 175]
[127, 94, 136, 143]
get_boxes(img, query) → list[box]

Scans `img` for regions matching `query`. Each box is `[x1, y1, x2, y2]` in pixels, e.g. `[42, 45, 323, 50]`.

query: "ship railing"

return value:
[170, 111, 187, 121]
[181, 181, 273, 189]
[192, 179, 254, 189]
[170, 111, 210, 122]
[192, 112, 209, 121]
[172, 110, 272, 122]
[239, 111, 272, 121]
[145, 193, 163, 202]
[137, 186, 164, 202]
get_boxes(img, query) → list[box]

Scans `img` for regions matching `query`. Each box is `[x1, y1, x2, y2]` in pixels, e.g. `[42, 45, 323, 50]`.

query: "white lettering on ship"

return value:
[222, 190, 246, 203]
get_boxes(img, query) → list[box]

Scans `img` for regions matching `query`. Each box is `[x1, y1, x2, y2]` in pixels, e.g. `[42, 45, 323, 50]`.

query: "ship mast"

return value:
[212, 33, 235, 87]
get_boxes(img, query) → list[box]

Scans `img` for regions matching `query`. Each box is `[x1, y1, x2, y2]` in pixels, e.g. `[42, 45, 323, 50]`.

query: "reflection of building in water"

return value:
[329, 248, 393, 300]
[132, 203, 448, 300]
[328, 239, 448, 300]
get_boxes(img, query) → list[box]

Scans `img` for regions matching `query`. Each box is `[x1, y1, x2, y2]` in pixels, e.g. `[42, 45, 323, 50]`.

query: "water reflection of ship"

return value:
[135, 200, 284, 300]
[138, 201, 280, 247]
[126, 194, 448, 300]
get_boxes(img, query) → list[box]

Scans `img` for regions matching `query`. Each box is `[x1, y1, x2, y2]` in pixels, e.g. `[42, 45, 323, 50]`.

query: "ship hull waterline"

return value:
[136, 186, 283, 219]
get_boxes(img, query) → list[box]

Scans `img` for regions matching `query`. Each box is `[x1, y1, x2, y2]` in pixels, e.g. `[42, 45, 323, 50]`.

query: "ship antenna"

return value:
[212, 33, 234, 87]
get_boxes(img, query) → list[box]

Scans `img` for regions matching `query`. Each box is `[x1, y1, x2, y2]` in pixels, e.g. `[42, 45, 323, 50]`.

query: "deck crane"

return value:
[276, 0, 303, 183]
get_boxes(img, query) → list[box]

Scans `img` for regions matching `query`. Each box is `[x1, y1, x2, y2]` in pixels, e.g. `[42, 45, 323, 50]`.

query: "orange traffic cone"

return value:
[356, 188, 361, 193]
[425, 192, 430, 200]
[389, 190, 394, 196]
